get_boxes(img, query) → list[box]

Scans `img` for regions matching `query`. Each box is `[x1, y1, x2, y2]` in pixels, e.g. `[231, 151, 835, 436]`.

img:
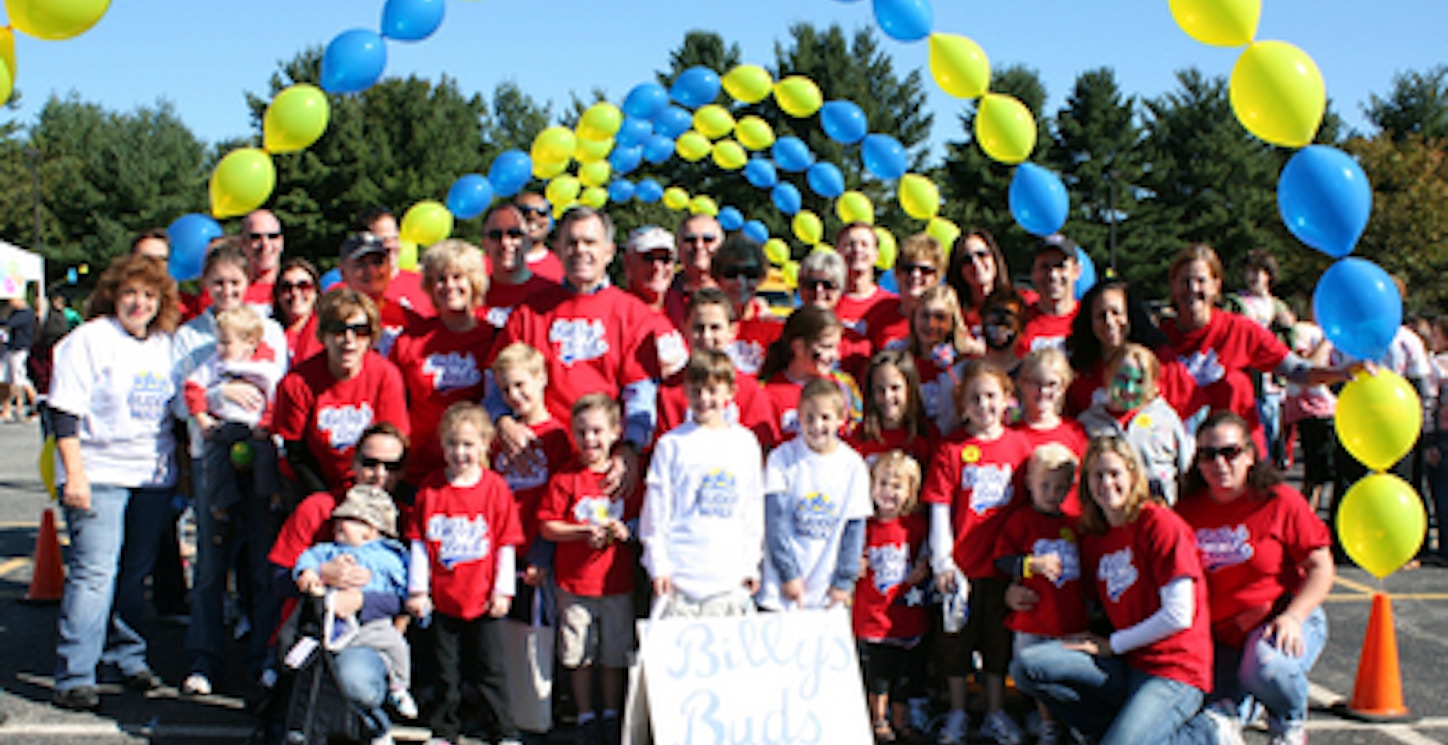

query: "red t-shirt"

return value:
[656, 371, 779, 450]
[1066, 349, 1204, 420]
[388, 318, 495, 484]
[638, 307, 689, 380]
[1163, 310, 1290, 453]
[374, 296, 424, 359]
[491, 417, 574, 557]
[994, 505, 1088, 636]
[1082, 502, 1214, 691]
[385, 269, 436, 319]
[284, 314, 325, 366]
[483, 274, 558, 331]
[761, 371, 863, 444]
[839, 327, 875, 383]
[846, 424, 937, 471]
[407, 470, 525, 620]
[268, 490, 342, 569]
[272, 352, 410, 491]
[869, 308, 912, 355]
[853, 513, 930, 642]
[1175, 485, 1330, 646]
[920, 428, 1033, 578]
[528, 249, 564, 284]
[537, 460, 642, 597]
[729, 317, 784, 377]
[1012, 418, 1089, 517]
[836, 287, 898, 339]
[1017, 304, 1078, 357]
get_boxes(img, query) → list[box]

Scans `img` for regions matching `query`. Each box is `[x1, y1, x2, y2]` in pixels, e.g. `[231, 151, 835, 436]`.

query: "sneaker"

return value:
[389, 689, 418, 719]
[936, 710, 968, 745]
[1268, 725, 1307, 745]
[1202, 708, 1246, 745]
[181, 673, 212, 696]
[370, 735, 395, 745]
[424, 739, 455, 745]
[123, 669, 162, 692]
[908, 698, 932, 736]
[981, 710, 1024, 745]
[874, 718, 898, 743]
[1038, 720, 1063, 745]
[52, 686, 100, 711]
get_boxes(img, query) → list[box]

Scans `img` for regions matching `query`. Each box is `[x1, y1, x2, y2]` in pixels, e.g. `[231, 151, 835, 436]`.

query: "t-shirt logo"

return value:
[486, 306, 514, 329]
[919, 377, 948, 424]
[961, 464, 1013, 515]
[780, 407, 799, 435]
[695, 468, 739, 518]
[423, 352, 482, 391]
[550, 318, 609, 364]
[843, 318, 867, 335]
[1181, 349, 1225, 386]
[1031, 536, 1081, 588]
[128, 369, 172, 423]
[317, 402, 374, 450]
[1195, 525, 1255, 571]
[426, 514, 492, 569]
[727, 340, 765, 375]
[573, 495, 622, 526]
[377, 326, 403, 358]
[1098, 546, 1139, 602]
[656, 329, 688, 377]
[496, 443, 549, 492]
[792, 491, 838, 539]
[868, 542, 910, 593]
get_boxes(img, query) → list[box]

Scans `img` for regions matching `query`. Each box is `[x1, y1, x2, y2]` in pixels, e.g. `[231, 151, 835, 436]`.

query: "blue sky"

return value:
[4, 0, 1445, 158]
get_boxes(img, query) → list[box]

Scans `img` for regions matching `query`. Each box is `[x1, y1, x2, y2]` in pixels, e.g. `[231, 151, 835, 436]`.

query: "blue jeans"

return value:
[333, 646, 391, 739]
[55, 484, 174, 691]
[1210, 607, 1327, 734]
[1011, 640, 1204, 745]
[1258, 390, 1285, 465]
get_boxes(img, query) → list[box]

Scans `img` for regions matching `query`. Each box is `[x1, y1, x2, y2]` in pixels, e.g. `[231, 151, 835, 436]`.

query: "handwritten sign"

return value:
[627, 609, 871, 745]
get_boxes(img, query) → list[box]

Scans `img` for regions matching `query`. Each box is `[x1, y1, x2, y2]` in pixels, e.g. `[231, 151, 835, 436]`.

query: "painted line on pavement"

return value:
[1334, 575, 1382, 595]
[1325, 593, 1448, 602]
[0, 557, 26, 576]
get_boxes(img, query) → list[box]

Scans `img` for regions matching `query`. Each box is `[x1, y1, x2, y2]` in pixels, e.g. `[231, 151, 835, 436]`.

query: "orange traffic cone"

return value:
[1343, 592, 1411, 721]
[23, 507, 64, 604]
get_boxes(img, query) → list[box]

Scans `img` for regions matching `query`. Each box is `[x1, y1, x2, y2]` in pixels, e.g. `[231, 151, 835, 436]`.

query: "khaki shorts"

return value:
[557, 589, 635, 669]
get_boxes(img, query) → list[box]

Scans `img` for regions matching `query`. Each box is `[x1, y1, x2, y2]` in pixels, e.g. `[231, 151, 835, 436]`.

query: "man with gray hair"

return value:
[797, 249, 872, 379]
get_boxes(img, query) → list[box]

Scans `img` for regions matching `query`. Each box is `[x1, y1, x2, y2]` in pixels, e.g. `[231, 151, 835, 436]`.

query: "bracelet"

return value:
[1022, 555, 1034, 579]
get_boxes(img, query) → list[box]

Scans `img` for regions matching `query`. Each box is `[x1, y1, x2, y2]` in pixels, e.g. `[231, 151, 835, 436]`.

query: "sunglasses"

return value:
[639, 252, 674, 264]
[964, 249, 993, 262]
[801, 277, 838, 292]
[485, 227, 526, 241]
[901, 263, 938, 276]
[278, 279, 315, 293]
[358, 456, 404, 472]
[325, 321, 373, 338]
[1197, 444, 1247, 464]
[720, 265, 763, 281]
[515, 204, 549, 218]
[247, 231, 283, 241]
[681, 233, 719, 244]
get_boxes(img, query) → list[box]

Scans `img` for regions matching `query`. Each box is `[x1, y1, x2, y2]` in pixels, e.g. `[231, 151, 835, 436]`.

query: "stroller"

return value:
[249, 593, 375, 745]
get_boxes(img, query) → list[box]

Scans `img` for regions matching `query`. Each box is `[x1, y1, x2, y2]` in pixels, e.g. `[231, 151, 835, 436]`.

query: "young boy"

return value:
[538, 394, 641, 745]
[406, 403, 524, 745]
[758, 377, 872, 610]
[641, 349, 765, 618]
[293, 484, 415, 718]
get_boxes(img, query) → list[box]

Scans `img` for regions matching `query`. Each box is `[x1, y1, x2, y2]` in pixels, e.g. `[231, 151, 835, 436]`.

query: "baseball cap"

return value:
[1033, 233, 1079, 260]
[332, 484, 399, 538]
[339, 232, 388, 262]
[625, 226, 676, 257]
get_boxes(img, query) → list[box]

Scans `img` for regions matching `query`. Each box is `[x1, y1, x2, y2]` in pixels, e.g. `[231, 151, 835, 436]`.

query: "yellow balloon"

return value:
[676, 130, 712, 162]
[723, 64, 774, 104]
[1170, 0, 1261, 47]
[397, 240, 419, 271]
[975, 93, 1037, 165]
[39, 434, 56, 500]
[689, 195, 719, 216]
[1336, 371, 1422, 471]
[0, 28, 15, 79]
[574, 136, 614, 163]
[546, 176, 582, 208]
[774, 76, 823, 118]
[693, 104, 736, 140]
[400, 200, 454, 246]
[578, 160, 612, 188]
[662, 187, 690, 211]
[209, 148, 276, 219]
[263, 84, 330, 154]
[927, 217, 961, 248]
[764, 239, 791, 267]
[577, 102, 623, 142]
[1230, 40, 1325, 148]
[782, 260, 801, 289]
[1337, 473, 1427, 579]
[928, 33, 990, 100]
[735, 116, 776, 151]
[711, 140, 748, 170]
[533, 157, 569, 179]
[835, 191, 875, 225]
[580, 186, 608, 208]
[874, 228, 898, 270]
[531, 126, 576, 165]
[0, 58, 11, 109]
[6, 0, 109, 40]
[898, 174, 941, 220]
[792, 210, 823, 245]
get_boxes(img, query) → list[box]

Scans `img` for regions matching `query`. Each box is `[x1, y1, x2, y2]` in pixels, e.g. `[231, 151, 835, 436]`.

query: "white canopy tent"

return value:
[0, 239, 44, 300]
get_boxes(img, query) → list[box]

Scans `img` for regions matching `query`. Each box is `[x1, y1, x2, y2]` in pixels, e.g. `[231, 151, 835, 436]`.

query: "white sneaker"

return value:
[181, 673, 212, 696]
[1268, 725, 1307, 745]
[389, 689, 418, 719]
[370, 734, 395, 745]
[1038, 719, 1063, 745]
[981, 710, 1024, 745]
[1202, 708, 1246, 745]
[936, 710, 968, 745]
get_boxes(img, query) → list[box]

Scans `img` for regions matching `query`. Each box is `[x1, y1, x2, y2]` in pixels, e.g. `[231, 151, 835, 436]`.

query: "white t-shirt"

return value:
[171, 309, 289, 456]
[49, 318, 178, 489]
[641, 421, 766, 601]
[757, 437, 873, 610]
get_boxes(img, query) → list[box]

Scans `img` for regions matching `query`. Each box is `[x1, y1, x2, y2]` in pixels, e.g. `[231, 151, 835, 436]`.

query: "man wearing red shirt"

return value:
[1018, 235, 1082, 357]
[358, 205, 435, 319]
[339, 232, 420, 357]
[480, 204, 556, 330]
[662, 214, 724, 329]
[240, 210, 285, 315]
[834, 223, 898, 340]
[515, 192, 565, 283]
[622, 226, 688, 379]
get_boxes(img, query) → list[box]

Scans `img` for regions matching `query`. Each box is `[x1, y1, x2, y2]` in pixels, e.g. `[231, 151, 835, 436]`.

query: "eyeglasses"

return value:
[720, 265, 763, 281]
[901, 263, 938, 277]
[247, 231, 283, 241]
[964, 249, 992, 263]
[358, 456, 404, 472]
[485, 227, 526, 241]
[681, 233, 719, 244]
[515, 204, 549, 218]
[801, 277, 838, 292]
[325, 321, 373, 338]
[1196, 444, 1247, 464]
[278, 279, 315, 293]
[639, 252, 675, 264]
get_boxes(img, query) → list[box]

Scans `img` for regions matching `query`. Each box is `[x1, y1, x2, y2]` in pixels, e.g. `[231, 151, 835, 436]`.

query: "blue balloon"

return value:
[742, 220, 770, 245]
[609, 144, 644, 175]
[616, 117, 653, 148]
[772, 183, 803, 215]
[653, 106, 693, 139]
[643, 135, 676, 165]
[744, 158, 779, 189]
[1009, 163, 1069, 237]
[872, 0, 934, 42]
[635, 179, 664, 203]
[380, 0, 445, 41]
[820, 100, 869, 144]
[1278, 145, 1372, 259]
[807, 162, 846, 198]
[166, 213, 221, 281]
[772, 137, 815, 173]
[861, 134, 908, 180]
[445, 174, 494, 220]
[670, 66, 721, 109]
[488, 150, 532, 198]
[623, 83, 669, 120]
[718, 206, 745, 232]
[1313, 257, 1401, 361]
[1074, 246, 1097, 301]
[608, 179, 636, 203]
[320, 29, 388, 94]
[320, 268, 343, 292]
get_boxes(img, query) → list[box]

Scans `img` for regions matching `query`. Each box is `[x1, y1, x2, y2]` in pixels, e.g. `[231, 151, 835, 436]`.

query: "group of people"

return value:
[38, 195, 1386, 745]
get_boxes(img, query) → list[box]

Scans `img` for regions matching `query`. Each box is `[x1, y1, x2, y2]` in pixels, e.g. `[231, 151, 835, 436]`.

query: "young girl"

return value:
[1013, 349, 1088, 515]
[853, 451, 931, 744]
[758, 378, 873, 611]
[922, 360, 1033, 745]
[848, 350, 937, 469]
[406, 403, 524, 745]
[760, 305, 863, 442]
[1078, 343, 1193, 505]
[978, 288, 1028, 378]
[907, 285, 974, 435]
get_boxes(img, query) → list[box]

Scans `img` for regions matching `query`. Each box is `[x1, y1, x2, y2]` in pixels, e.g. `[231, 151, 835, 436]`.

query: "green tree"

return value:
[482, 81, 552, 155]
[1364, 66, 1448, 143]
[1345, 133, 1448, 312]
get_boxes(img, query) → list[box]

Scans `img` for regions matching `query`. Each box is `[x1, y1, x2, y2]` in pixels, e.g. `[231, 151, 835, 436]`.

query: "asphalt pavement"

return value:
[0, 418, 1445, 744]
